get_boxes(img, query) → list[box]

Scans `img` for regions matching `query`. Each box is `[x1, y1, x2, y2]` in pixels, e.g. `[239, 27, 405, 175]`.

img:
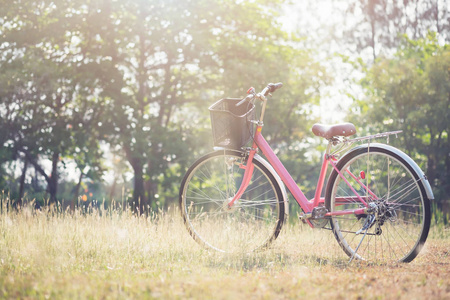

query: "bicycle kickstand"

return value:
[349, 214, 376, 263]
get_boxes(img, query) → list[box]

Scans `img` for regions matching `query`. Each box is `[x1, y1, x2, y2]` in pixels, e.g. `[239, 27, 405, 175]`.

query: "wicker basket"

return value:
[209, 98, 255, 149]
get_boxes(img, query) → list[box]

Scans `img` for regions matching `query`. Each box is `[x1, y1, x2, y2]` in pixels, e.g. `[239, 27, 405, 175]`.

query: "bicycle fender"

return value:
[341, 143, 434, 200]
[254, 154, 290, 215]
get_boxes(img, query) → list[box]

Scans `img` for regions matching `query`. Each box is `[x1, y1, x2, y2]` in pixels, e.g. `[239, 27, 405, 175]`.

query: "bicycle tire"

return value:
[179, 150, 285, 253]
[325, 145, 431, 263]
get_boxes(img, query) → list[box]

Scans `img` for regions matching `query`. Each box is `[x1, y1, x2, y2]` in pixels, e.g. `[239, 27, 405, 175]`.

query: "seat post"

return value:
[325, 139, 333, 157]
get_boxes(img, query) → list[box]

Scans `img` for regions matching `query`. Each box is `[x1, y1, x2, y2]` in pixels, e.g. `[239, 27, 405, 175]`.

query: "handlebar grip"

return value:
[266, 82, 283, 94]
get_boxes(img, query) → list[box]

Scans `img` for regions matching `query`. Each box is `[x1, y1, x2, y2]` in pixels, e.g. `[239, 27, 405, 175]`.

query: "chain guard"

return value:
[309, 218, 330, 228]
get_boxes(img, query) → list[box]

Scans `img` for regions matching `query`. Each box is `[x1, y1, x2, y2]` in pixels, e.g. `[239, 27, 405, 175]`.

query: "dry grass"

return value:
[0, 203, 449, 299]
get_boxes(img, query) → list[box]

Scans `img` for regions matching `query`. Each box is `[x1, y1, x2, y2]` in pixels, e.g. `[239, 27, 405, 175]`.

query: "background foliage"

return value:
[0, 0, 448, 217]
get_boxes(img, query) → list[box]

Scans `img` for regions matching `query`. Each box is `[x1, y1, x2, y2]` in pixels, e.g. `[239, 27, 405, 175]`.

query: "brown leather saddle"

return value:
[311, 123, 356, 139]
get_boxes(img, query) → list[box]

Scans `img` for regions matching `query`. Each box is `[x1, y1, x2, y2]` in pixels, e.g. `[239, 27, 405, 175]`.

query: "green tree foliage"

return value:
[70, 0, 327, 213]
[0, 0, 326, 212]
[0, 0, 106, 204]
[354, 34, 449, 203]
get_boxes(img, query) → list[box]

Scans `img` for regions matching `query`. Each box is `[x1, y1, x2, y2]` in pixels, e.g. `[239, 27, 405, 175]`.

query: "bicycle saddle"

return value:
[312, 123, 356, 139]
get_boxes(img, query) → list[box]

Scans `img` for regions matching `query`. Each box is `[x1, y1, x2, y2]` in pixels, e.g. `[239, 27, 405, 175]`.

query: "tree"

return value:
[305, 0, 450, 61]
[354, 34, 449, 204]
[360, 0, 449, 60]
[0, 0, 106, 204]
[0, 0, 329, 212]
[83, 0, 328, 213]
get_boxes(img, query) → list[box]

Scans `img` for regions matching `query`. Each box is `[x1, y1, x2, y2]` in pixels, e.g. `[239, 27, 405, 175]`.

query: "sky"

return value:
[282, 0, 361, 124]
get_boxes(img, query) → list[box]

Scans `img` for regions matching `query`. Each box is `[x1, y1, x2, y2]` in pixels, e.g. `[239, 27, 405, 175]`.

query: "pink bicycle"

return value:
[179, 83, 433, 263]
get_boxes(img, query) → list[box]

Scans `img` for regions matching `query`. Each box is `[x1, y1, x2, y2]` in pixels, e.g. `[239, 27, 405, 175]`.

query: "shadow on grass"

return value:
[202, 251, 352, 271]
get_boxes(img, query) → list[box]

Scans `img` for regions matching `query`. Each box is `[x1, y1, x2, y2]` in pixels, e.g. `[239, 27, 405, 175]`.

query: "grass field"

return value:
[0, 203, 449, 299]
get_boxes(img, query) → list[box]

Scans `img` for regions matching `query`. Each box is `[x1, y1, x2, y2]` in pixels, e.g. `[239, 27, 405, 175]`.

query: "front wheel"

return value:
[179, 150, 285, 253]
[325, 145, 431, 263]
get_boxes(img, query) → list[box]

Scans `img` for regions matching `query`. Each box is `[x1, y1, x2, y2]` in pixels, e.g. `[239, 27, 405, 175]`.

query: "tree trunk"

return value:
[109, 175, 117, 203]
[124, 145, 147, 214]
[71, 171, 83, 211]
[146, 146, 160, 211]
[426, 156, 436, 188]
[132, 163, 146, 214]
[435, 0, 441, 34]
[17, 159, 28, 209]
[22, 149, 59, 206]
[368, 0, 377, 61]
[445, 134, 450, 202]
[48, 152, 59, 204]
[145, 163, 158, 211]
[413, 0, 419, 39]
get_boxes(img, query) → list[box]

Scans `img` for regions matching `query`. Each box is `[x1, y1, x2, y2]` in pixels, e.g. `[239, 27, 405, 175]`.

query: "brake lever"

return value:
[236, 87, 256, 106]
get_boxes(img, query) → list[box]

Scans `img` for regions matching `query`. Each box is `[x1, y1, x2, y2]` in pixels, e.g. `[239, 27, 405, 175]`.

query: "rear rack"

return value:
[346, 130, 403, 143]
[331, 130, 403, 156]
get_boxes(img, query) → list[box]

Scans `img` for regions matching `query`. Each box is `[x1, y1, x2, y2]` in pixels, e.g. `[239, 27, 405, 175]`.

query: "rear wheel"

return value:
[325, 146, 431, 263]
[179, 150, 285, 253]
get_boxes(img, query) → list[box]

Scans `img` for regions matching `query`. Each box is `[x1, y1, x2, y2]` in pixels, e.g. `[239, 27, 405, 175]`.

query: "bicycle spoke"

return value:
[328, 148, 429, 263]
[181, 152, 284, 253]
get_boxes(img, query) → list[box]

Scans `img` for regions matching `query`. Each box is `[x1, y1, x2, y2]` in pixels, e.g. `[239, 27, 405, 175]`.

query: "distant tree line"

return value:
[0, 0, 327, 213]
[291, 0, 449, 211]
[0, 0, 448, 214]
[354, 34, 449, 210]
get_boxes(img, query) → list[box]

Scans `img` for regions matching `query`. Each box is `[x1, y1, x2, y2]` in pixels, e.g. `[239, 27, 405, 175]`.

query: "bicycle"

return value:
[179, 83, 434, 263]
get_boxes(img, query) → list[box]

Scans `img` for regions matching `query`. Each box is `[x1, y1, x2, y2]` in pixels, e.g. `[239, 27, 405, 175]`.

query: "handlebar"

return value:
[236, 82, 283, 106]
[235, 93, 254, 106]
[266, 82, 283, 94]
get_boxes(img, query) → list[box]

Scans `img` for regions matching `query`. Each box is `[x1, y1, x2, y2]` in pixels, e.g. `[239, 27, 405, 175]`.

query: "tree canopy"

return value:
[354, 34, 449, 204]
[0, 0, 326, 212]
[0, 0, 448, 215]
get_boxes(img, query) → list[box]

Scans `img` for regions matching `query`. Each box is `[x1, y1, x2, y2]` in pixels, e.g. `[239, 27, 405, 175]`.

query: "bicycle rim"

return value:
[180, 151, 284, 253]
[327, 149, 430, 263]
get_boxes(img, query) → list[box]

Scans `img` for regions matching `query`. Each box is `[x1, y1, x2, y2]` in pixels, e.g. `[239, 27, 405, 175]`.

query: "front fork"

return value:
[226, 126, 262, 209]
[227, 93, 269, 208]
[226, 148, 256, 208]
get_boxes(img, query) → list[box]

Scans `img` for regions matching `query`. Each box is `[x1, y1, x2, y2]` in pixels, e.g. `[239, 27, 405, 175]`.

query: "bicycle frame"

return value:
[182, 83, 433, 262]
[228, 123, 371, 227]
